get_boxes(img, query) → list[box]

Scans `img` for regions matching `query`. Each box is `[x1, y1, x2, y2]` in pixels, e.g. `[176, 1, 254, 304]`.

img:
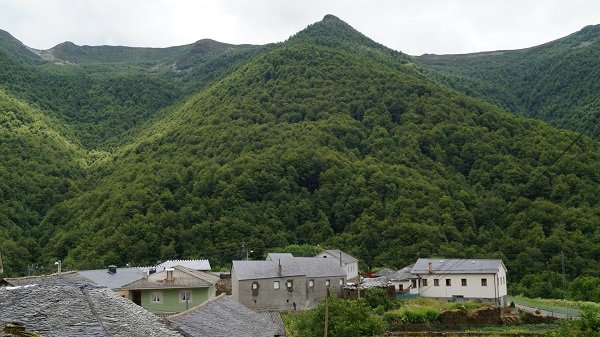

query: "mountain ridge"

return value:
[0, 17, 599, 301]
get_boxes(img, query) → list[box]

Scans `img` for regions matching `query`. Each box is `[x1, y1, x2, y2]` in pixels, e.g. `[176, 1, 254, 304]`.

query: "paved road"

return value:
[515, 303, 575, 320]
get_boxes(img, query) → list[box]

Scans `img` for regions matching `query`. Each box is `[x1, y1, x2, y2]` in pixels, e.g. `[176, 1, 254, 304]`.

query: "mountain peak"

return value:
[322, 14, 341, 21]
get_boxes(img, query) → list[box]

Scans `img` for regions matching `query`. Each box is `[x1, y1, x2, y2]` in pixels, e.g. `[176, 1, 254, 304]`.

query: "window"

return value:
[481, 278, 487, 286]
[251, 281, 260, 296]
[461, 279, 467, 286]
[339, 278, 344, 286]
[411, 279, 417, 288]
[180, 290, 192, 303]
[399, 284, 403, 291]
[309, 279, 314, 288]
[446, 279, 451, 286]
[150, 291, 163, 304]
[325, 280, 330, 287]
[434, 279, 439, 287]
[274, 281, 280, 289]
[286, 280, 294, 291]
[422, 279, 428, 287]
[252, 282, 259, 290]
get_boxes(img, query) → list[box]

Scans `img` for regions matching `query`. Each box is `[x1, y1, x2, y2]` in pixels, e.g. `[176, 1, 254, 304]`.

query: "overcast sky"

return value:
[1, 0, 599, 55]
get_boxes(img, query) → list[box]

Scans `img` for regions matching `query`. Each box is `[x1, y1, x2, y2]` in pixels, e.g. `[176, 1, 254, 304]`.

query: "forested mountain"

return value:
[1, 16, 600, 300]
[417, 24, 600, 138]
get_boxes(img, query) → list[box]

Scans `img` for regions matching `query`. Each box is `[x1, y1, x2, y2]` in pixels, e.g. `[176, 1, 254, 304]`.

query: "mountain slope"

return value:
[418, 24, 600, 138]
[38, 16, 600, 299]
[0, 32, 263, 149]
[0, 88, 88, 275]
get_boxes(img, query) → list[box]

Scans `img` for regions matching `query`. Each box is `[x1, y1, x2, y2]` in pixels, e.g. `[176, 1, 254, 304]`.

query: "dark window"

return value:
[434, 279, 439, 286]
[411, 279, 417, 288]
[399, 284, 403, 291]
[446, 279, 451, 286]
[422, 279, 428, 286]
[461, 279, 467, 286]
[286, 280, 294, 292]
[481, 278, 487, 286]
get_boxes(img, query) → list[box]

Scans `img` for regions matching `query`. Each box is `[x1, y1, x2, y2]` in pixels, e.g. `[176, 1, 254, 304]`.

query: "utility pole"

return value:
[561, 250, 566, 300]
[324, 288, 329, 337]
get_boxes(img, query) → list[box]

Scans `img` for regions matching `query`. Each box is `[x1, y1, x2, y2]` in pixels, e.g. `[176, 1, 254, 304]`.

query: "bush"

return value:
[290, 295, 387, 337]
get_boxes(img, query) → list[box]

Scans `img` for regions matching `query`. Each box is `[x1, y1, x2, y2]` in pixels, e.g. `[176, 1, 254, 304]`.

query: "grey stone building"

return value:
[231, 253, 346, 311]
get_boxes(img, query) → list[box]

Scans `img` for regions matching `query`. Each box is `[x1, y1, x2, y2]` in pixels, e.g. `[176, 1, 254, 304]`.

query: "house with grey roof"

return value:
[122, 265, 219, 316]
[410, 258, 508, 306]
[0, 284, 183, 337]
[77, 265, 148, 298]
[167, 293, 285, 337]
[388, 264, 413, 294]
[315, 249, 359, 282]
[232, 253, 346, 311]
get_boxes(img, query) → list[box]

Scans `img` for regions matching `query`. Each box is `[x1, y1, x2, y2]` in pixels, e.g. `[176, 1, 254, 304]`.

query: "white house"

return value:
[315, 249, 359, 282]
[409, 258, 508, 306]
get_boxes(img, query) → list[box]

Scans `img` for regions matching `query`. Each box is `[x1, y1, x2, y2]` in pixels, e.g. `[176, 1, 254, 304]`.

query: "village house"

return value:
[409, 258, 508, 306]
[315, 249, 360, 282]
[122, 265, 220, 315]
[231, 253, 346, 311]
[77, 265, 148, 298]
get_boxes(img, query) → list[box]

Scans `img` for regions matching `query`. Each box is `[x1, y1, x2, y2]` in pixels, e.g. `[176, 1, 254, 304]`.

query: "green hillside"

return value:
[0, 29, 263, 149]
[418, 24, 600, 138]
[19, 16, 598, 301]
[0, 88, 88, 275]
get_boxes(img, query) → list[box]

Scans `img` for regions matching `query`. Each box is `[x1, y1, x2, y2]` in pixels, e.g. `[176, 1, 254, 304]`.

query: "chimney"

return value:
[108, 265, 117, 274]
[428, 262, 432, 274]
[339, 251, 343, 267]
[166, 268, 174, 281]
[149, 267, 156, 275]
[278, 259, 282, 277]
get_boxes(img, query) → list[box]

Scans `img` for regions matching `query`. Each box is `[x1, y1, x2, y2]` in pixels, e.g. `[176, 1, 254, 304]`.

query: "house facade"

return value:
[315, 249, 359, 282]
[232, 253, 346, 311]
[122, 265, 219, 315]
[410, 258, 508, 306]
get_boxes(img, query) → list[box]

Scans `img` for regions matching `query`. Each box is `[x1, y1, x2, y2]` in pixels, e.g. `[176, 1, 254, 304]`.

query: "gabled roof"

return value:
[167, 294, 283, 337]
[0, 284, 182, 337]
[315, 249, 358, 263]
[411, 258, 506, 275]
[232, 259, 303, 281]
[122, 266, 219, 290]
[373, 268, 395, 277]
[77, 267, 147, 290]
[388, 264, 414, 281]
[157, 259, 211, 271]
[295, 257, 346, 278]
[233, 255, 346, 281]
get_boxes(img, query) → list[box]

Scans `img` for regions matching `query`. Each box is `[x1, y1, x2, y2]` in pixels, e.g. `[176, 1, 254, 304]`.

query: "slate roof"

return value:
[411, 258, 506, 275]
[373, 268, 395, 277]
[316, 249, 358, 263]
[232, 260, 303, 281]
[0, 284, 182, 337]
[122, 266, 219, 290]
[387, 264, 414, 282]
[157, 259, 211, 271]
[78, 267, 147, 290]
[233, 255, 345, 281]
[295, 257, 346, 278]
[167, 294, 283, 337]
[3, 272, 90, 287]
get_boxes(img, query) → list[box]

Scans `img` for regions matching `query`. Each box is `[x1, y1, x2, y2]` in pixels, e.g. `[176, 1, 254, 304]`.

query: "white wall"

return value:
[416, 273, 503, 300]
[345, 261, 359, 280]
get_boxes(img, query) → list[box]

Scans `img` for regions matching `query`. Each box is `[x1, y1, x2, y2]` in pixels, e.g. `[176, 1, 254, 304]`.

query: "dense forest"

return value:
[417, 24, 600, 139]
[1, 15, 600, 301]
